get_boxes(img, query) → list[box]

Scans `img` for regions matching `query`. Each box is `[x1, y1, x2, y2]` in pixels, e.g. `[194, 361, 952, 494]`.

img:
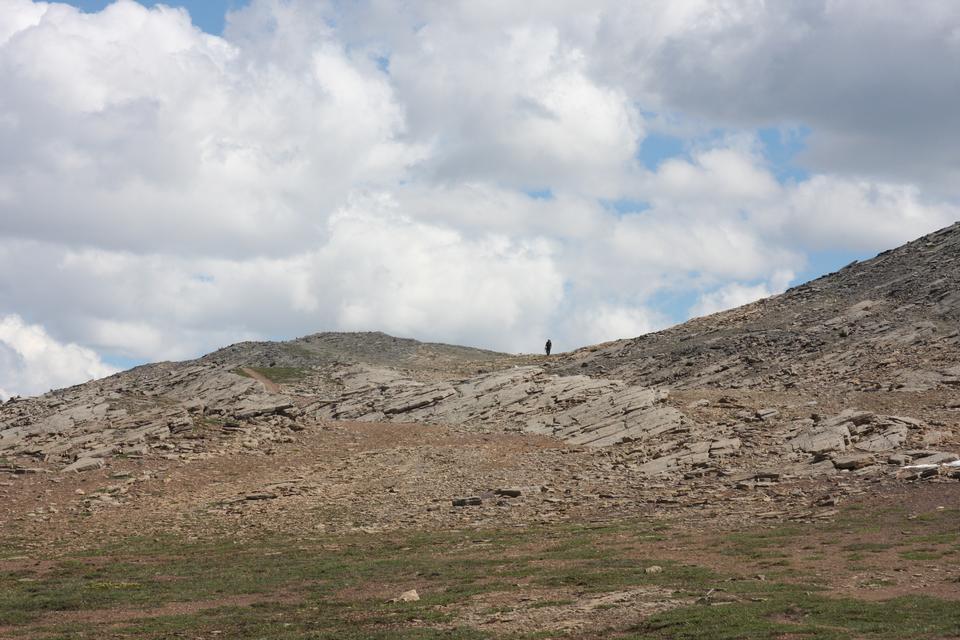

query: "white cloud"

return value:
[310, 195, 567, 351]
[0, 314, 117, 399]
[0, 0, 421, 256]
[691, 270, 795, 318]
[2, 0, 960, 392]
[587, 0, 960, 192]
[769, 177, 960, 251]
[0, 195, 566, 357]
[387, 17, 643, 196]
[565, 304, 668, 348]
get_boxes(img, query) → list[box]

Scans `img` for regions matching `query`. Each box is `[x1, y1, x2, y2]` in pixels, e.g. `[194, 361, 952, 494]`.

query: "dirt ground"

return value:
[2, 411, 959, 639]
[0, 417, 909, 545]
[3, 418, 958, 582]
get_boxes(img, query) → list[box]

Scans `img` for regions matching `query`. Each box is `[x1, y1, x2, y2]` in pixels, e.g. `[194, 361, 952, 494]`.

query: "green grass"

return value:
[632, 593, 960, 639]
[3, 508, 960, 639]
[916, 531, 960, 544]
[899, 549, 946, 561]
[841, 542, 894, 553]
[721, 528, 801, 560]
[0, 524, 661, 633]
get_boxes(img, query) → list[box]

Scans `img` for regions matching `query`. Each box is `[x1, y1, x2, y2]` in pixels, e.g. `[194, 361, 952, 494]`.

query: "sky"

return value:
[1, 0, 960, 399]
[58, 0, 246, 34]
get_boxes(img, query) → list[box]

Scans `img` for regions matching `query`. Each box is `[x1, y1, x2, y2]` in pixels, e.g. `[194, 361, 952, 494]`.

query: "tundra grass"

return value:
[2, 508, 959, 639]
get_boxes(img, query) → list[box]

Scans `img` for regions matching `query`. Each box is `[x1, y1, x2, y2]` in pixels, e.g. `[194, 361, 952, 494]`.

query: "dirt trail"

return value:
[240, 366, 282, 394]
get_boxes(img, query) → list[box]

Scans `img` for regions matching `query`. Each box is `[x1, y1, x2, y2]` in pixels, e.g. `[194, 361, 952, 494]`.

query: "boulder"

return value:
[790, 426, 849, 454]
[390, 589, 420, 603]
[832, 454, 875, 470]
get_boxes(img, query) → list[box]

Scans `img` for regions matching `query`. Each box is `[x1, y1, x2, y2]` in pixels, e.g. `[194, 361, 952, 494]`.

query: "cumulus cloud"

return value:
[564, 305, 669, 348]
[1, 0, 960, 394]
[588, 0, 960, 191]
[691, 270, 795, 318]
[0, 0, 421, 257]
[0, 315, 117, 399]
[388, 18, 643, 196]
[768, 177, 960, 251]
[311, 196, 565, 351]
[0, 195, 565, 357]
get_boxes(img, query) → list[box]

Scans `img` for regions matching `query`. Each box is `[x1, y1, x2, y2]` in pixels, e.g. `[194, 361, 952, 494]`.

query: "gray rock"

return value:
[62, 457, 105, 473]
[855, 424, 908, 452]
[790, 427, 849, 454]
[887, 453, 911, 465]
[636, 455, 678, 476]
[797, 459, 838, 476]
[709, 438, 741, 456]
[315, 365, 686, 450]
[911, 452, 959, 465]
[685, 441, 711, 454]
[832, 454, 875, 470]
[390, 589, 420, 603]
[244, 492, 279, 500]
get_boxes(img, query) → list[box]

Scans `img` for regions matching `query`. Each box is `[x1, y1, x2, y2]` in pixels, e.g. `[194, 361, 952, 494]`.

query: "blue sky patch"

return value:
[601, 198, 650, 216]
[102, 354, 147, 371]
[798, 248, 876, 286]
[61, 0, 248, 34]
[525, 188, 554, 200]
[649, 287, 704, 324]
[758, 126, 811, 183]
[638, 132, 687, 170]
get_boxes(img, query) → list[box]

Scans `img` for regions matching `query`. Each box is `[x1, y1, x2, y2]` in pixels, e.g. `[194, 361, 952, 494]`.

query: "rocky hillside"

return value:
[554, 221, 960, 393]
[201, 331, 517, 379]
[2, 225, 960, 502]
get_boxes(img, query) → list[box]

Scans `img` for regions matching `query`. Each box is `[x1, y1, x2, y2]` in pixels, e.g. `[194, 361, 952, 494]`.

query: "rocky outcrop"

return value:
[0, 363, 298, 469]
[0, 360, 688, 470]
[310, 365, 686, 448]
[787, 410, 913, 455]
[614, 406, 955, 479]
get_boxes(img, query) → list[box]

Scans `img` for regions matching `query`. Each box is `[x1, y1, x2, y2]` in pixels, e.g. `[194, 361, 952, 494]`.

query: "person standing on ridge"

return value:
[545, 338, 552, 356]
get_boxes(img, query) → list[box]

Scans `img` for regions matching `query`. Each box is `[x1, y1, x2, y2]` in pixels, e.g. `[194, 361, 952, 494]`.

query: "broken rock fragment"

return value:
[62, 457, 105, 473]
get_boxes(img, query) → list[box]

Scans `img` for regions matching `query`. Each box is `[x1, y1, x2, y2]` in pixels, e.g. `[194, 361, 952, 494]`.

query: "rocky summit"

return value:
[2, 224, 960, 638]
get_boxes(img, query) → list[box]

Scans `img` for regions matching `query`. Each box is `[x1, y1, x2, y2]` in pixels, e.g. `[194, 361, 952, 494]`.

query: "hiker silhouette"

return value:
[544, 339, 552, 356]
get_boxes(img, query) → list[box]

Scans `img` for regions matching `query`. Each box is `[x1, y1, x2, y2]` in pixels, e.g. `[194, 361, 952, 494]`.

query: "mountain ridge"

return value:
[552, 221, 960, 393]
[2, 222, 959, 536]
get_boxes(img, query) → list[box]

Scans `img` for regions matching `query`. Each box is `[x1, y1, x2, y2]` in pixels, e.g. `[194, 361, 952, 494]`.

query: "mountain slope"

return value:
[555, 221, 960, 392]
[2, 225, 959, 489]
